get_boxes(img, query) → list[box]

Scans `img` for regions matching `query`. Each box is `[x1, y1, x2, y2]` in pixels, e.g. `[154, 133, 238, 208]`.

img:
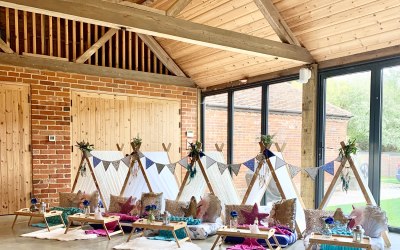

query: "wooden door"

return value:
[0, 83, 31, 215]
[71, 91, 181, 181]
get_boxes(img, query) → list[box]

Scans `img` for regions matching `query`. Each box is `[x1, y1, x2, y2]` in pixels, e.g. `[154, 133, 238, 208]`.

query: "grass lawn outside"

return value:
[381, 177, 400, 184]
[326, 198, 400, 228]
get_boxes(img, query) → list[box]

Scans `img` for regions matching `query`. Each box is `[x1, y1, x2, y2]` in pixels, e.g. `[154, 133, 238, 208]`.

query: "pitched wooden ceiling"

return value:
[114, 0, 400, 88]
[4, 0, 400, 88]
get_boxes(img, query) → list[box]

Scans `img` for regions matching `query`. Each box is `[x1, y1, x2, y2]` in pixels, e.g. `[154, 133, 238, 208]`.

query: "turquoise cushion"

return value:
[169, 216, 201, 225]
[32, 207, 83, 228]
[321, 245, 362, 250]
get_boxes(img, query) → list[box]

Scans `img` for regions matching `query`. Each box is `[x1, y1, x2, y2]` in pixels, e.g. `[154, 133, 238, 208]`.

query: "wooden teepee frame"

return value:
[319, 141, 391, 247]
[71, 151, 107, 210]
[120, 143, 153, 196]
[241, 142, 306, 236]
[176, 142, 215, 201]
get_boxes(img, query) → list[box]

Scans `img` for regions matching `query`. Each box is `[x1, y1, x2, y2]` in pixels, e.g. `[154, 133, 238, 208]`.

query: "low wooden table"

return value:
[307, 233, 372, 250]
[65, 213, 124, 240]
[211, 227, 281, 250]
[12, 208, 65, 232]
[127, 219, 191, 248]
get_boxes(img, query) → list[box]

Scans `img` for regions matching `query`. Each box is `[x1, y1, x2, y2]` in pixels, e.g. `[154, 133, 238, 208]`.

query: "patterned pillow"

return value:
[109, 194, 131, 213]
[269, 198, 297, 230]
[59, 192, 77, 207]
[201, 193, 222, 223]
[140, 192, 163, 217]
[165, 199, 187, 217]
[240, 203, 269, 225]
[303, 209, 334, 236]
[225, 204, 253, 225]
[361, 205, 388, 238]
[183, 196, 197, 218]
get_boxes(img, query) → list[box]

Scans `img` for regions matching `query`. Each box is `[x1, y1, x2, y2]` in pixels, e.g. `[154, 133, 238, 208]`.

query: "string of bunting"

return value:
[87, 149, 342, 180]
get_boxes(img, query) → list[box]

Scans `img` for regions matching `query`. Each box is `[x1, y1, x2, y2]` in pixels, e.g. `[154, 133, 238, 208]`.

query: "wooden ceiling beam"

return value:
[253, 0, 301, 46]
[0, 52, 195, 87]
[76, 28, 118, 63]
[166, 0, 192, 17]
[137, 34, 186, 77]
[0, 37, 14, 53]
[0, 0, 314, 63]
[118, 1, 166, 15]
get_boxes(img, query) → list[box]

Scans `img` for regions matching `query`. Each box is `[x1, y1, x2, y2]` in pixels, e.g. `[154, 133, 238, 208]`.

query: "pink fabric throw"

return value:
[85, 220, 118, 236]
[106, 213, 139, 222]
[227, 238, 265, 250]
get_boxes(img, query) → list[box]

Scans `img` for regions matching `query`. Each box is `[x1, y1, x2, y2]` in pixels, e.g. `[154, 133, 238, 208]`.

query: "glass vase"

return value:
[147, 212, 155, 224]
[321, 224, 332, 238]
[230, 217, 238, 230]
[84, 206, 90, 216]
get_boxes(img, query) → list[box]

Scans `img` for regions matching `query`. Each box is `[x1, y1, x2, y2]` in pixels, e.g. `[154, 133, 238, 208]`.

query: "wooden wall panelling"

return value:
[23, 10, 27, 52]
[0, 83, 31, 215]
[32, 12, 36, 54]
[71, 91, 181, 181]
[14, 9, 18, 53]
[5, 8, 10, 45]
[40, 14, 44, 54]
[48, 15, 52, 56]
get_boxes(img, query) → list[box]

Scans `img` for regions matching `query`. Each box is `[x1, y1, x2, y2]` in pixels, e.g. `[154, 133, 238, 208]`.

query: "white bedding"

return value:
[187, 218, 223, 240]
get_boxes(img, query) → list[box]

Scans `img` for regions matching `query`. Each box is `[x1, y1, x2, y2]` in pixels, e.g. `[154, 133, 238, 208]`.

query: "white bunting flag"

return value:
[304, 167, 319, 180]
[178, 157, 188, 168]
[205, 156, 216, 168]
[274, 156, 286, 170]
[288, 164, 301, 178]
[167, 163, 176, 174]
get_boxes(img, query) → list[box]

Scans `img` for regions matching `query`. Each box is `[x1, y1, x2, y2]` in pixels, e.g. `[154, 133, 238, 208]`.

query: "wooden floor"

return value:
[0, 215, 398, 250]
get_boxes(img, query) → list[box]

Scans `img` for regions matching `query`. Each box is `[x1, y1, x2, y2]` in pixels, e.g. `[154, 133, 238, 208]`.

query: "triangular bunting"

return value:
[263, 149, 275, 159]
[92, 156, 102, 168]
[322, 161, 335, 176]
[217, 162, 228, 174]
[103, 161, 111, 171]
[145, 158, 155, 169]
[274, 156, 286, 170]
[288, 164, 301, 178]
[167, 163, 176, 174]
[112, 160, 120, 171]
[121, 155, 131, 167]
[304, 167, 319, 181]
[199, 152, 205, 158]
[243, 158, 255, 172]
[156, 163, 165, 174]
[178, 157, 188, 167]
[230, 164, 241, 176]
[205, 156, 216, 169]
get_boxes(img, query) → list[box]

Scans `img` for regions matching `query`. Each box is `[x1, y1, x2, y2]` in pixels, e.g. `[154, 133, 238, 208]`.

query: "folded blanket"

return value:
[85, 220, 118, 237]
[32, 207, 84, 228]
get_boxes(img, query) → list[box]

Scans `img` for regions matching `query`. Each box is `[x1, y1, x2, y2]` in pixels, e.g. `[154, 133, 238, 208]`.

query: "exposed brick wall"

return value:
[0, 64, 198, 204]
[204, 107, 349, 197]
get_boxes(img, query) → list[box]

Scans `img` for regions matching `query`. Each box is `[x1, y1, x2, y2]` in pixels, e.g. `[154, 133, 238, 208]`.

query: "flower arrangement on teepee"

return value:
[260, 134, 275, 149]
[187, 141, 204, 179]
[131, 134, 142, 152]
[339, 139, 358, 193]
[75, 140, 94, 176]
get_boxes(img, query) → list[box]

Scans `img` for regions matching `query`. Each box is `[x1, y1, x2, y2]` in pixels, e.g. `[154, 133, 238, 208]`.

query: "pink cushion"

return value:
[240, 203, 269, 225]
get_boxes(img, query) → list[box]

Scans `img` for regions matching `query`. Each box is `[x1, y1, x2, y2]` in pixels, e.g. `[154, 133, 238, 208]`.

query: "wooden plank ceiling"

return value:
[1, 0, 400, 88]
[113, 0, 400, 88]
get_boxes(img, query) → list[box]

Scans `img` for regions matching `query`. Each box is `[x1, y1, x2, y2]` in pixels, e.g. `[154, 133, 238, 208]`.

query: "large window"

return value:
[322, 71, 371, 213]
[319, 58, 400, 231]
[381, 65, 400, 228]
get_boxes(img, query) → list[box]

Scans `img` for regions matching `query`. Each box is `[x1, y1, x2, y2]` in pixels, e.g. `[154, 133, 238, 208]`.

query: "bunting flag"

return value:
[156, 163, 165, 174]
[335, 155, 343, 162]
[263, 149, 275, 159]
[205, 156, 216, 169]
[178, 157, 188, 167]
[304, 167, 319, 180]
[255, 153, 265, 162]
[243, 158, 255, 172]
[112, 160, 120, 171]
[230, 164, 241, 176]
[93, 156, 102, 168]
[199, 152, 205, 158]
[138, 152, 145, 158]
[103, 161, 111, 171]
[288, 164, 301, 178]
[166, 163, 176, 175]
[121, 155, 131, 167]
[217, 162, 228, 174]
[322, 161, 335, 176]
[274, 156, 286, 170]
[145, 158, 155, 169]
